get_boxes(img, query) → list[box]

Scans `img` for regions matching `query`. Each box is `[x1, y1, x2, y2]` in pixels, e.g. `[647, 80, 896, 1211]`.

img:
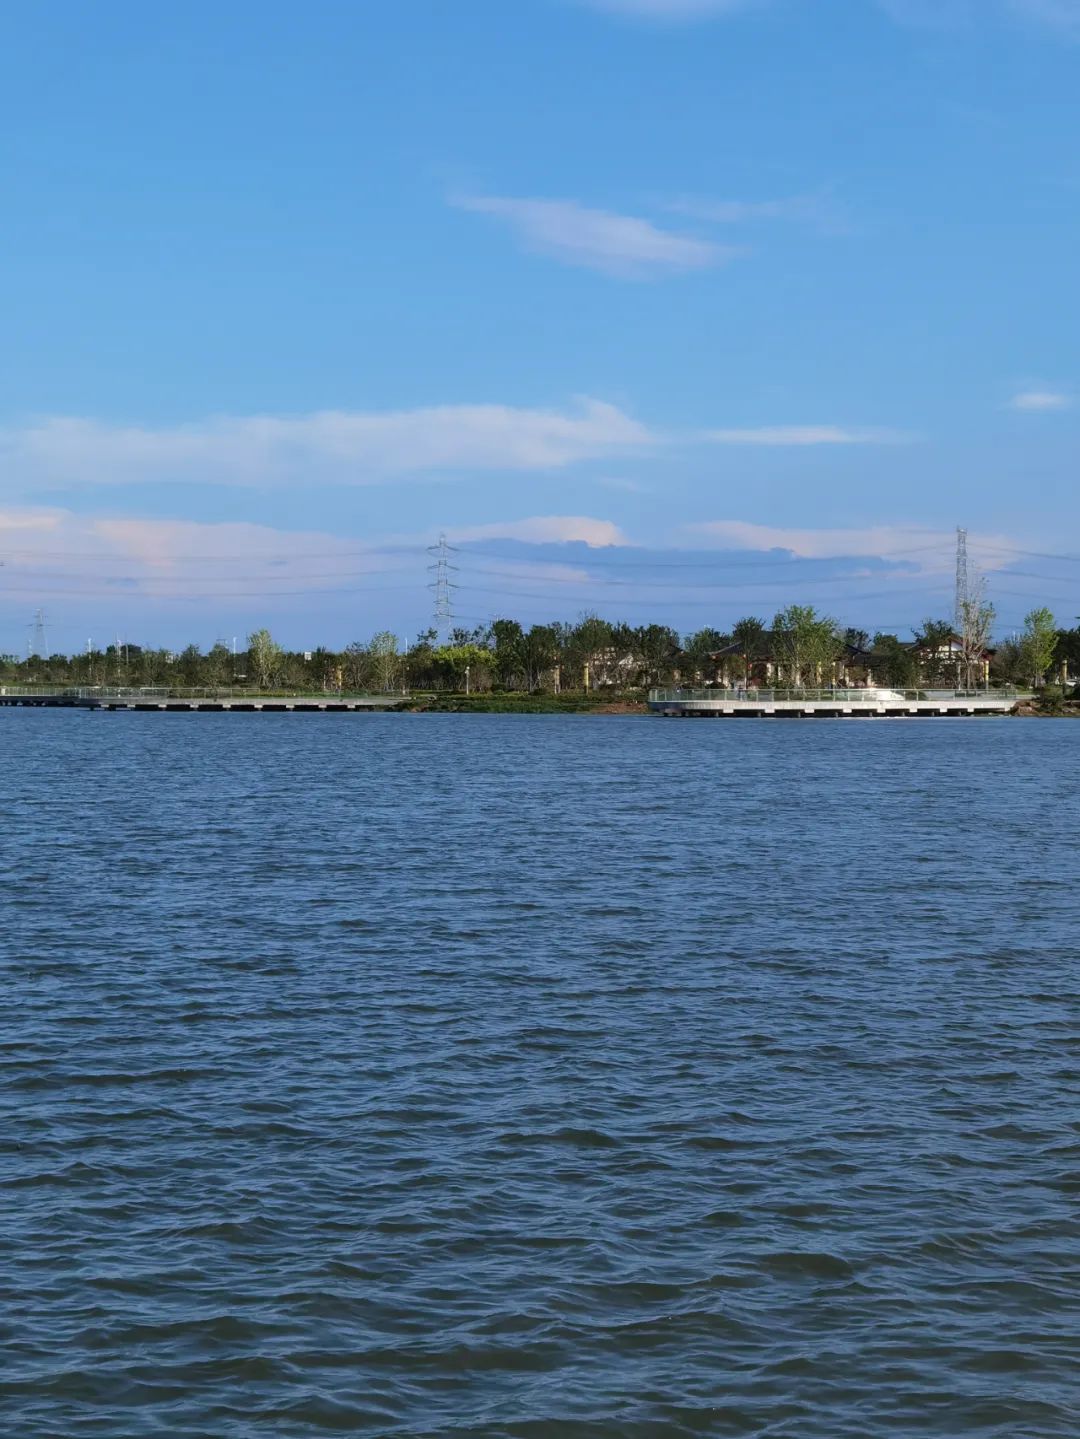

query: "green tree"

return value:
[606, 622, 637, 687]
[913, 618, 957, 686]
[431, 643, 492, 691]
[682, 628, 729, 683]
[491, 619, 525, 688]
[247, 629, 282, 690]
[990, 636, 1025, 686]
[369, 631, 400, 692]
[567, 613, 614, 689]
[634, 625, 681, 687]
[521, 624, 559, 692]
[915, 618, 955, 647]
[449, 624, 492, 648]
[731, 616, 766, 685]
[342, 641, 370, 691]
[772, 605, 841, 688]
[1018, 607, 1057, 688]
[872, 633, 918, 689]
[205, 642, 232, 689]
[176, 643, 204, 686]
[1056, 624, 1080, 687]
[403, 629, 438, 690]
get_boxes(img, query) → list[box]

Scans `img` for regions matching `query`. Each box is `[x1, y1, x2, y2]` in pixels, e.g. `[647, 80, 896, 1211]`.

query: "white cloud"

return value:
[0, 407, 916, 493]
[1009, 389, 1073, 411]
[0, 509, 630, 610]
[583, 0, 1080, 30]
[876, 0, 1080, 28]
[595, 475, 650, 493]
[875, 0, 974, 26]
[0, 507, 65, 534]
[1007, 0, 1080, 31]
[1, 399, 653, 488]
[663, 194, 843, 231]
[452, 194, 728, 278]
[690, 520, 945, 559]
[450, 516, 627, 547]
[89, 517, 360, 574]
[0, 510, 391, 602]
[687, 520, 1024, 575]
[703, 425, 912, 446]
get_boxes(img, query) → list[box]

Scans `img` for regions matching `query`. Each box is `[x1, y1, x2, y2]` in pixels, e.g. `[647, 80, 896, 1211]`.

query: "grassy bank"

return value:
[410, 692, 647, 715]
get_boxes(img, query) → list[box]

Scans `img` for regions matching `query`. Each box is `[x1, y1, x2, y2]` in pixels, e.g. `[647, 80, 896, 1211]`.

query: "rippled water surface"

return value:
[3, 711, 1079, 1437]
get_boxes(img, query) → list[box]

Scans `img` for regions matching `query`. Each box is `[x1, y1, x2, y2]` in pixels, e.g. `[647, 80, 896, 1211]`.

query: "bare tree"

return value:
[958, 580, 995, 691]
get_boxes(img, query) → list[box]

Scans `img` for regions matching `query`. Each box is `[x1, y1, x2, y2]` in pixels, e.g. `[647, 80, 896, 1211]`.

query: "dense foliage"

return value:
[3, 609, 1078, 694]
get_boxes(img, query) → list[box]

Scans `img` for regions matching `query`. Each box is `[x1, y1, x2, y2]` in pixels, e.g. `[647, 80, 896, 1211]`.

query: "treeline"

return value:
[4, 607, 1080, 693]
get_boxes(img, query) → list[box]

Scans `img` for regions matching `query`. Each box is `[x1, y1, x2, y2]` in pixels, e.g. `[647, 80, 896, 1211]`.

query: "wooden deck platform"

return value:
[0, 688, 407, 712]
[648, 687, 1017, 719]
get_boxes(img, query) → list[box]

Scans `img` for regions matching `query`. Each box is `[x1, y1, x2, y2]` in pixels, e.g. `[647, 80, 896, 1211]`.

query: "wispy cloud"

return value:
[663, 193, 845, 233]
[703, 425, 913, 446]
[0, 406, 915, 492]
[1009, 389, 1074, 411]
[450, 516, 627, 547]
[2, 400, 654, 488]
[880, 0, 1080, 30]
[1006, 0, 1080, 33]
[451, 194, 729, 278]
[0, 506, 65, 535]
[874, 0, 974, 27]
[0, 509, 630, 606]
[578, 0, 754, 17]
[687, 520, 1023, 574]
[582, 0, 1080, 31]
[0, 509, 397, 602]
[877, 0, 1080, 30]
[595, 475, 650, 494]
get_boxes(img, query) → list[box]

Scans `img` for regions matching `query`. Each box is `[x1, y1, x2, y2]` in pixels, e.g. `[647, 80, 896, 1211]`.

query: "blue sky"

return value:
[2, 0, 1079, 651]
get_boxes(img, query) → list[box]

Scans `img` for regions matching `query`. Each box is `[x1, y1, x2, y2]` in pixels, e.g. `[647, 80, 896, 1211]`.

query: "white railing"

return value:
[650, 686, 1017, 704]
[1, 685, 408, 701]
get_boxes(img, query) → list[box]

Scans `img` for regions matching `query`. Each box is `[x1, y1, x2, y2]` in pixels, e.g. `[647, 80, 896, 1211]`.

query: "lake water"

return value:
[2, 711, 1078, 1437]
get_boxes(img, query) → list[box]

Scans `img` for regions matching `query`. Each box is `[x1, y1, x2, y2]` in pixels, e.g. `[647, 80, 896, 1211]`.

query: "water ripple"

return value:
[2, 712, 1079, 1436]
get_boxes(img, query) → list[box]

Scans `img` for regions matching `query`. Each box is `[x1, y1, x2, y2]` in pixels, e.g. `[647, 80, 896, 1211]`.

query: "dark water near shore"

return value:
[2, 712, 1078, 1437]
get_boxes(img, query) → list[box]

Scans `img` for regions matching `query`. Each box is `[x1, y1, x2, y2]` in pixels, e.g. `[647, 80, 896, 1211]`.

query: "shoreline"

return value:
[3, 687, 1079, 718]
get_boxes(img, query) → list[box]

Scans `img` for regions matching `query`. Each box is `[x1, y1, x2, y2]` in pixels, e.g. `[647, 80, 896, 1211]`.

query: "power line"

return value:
[4, 534, 1080, 568]
[5, 538, 1080, 588]
[0, 542, 428, 563]
[4, 555, 1078, 595]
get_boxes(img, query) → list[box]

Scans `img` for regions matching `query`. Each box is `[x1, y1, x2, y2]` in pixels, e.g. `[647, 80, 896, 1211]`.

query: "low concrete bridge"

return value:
[0, 686, 408, 713]
[649, 686, 1018, 719]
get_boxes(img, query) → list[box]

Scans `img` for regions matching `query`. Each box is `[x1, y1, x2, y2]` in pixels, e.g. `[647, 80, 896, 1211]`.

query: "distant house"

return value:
[697, 632, 997, 690]
[704, 640, 767, 688]
[703, 636, 878, 689]
[584, 648, 642, 688]
[909, 633, 995, 685]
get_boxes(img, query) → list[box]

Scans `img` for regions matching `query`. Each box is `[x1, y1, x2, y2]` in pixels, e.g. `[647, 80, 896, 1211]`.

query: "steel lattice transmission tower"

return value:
[427, 533, 458, 644]
[954, 527, 970, 634]
[28, 608, 47, 659]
